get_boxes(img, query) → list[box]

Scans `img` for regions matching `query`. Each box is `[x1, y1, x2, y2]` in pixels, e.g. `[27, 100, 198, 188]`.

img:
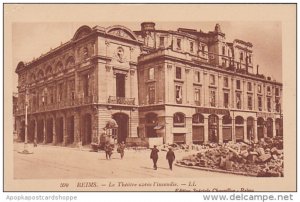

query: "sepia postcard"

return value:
[3, 4, 296, 192]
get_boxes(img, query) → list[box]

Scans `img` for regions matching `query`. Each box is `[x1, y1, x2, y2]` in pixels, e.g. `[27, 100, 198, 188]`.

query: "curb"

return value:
[175, 163, 257, 177]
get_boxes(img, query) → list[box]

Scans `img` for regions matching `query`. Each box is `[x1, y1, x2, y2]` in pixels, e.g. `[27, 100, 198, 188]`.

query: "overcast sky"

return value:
[12, 21, 282, 90]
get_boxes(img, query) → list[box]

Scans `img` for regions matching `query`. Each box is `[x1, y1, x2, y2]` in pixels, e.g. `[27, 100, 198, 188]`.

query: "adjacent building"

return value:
[14, 22, 283, 147]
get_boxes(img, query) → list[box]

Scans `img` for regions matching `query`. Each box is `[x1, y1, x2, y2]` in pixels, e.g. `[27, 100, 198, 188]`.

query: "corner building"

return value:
[15, 22, 283, 146]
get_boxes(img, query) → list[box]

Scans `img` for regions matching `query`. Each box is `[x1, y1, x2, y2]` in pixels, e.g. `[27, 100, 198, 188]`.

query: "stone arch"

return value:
[30, 73, 36, 83]
[222, 115, 232, 142]
[65, 55, 75, 69]
[73, 25, 92, 41]
[37, 69, 44, 80]
[112, 112, 129, 143]
[192, 113, 205, 144]
[106, 25, 139, 41]
[257, 117, 265, 140]
[173, 112, 185, 127]
[55, 61, 64, 73]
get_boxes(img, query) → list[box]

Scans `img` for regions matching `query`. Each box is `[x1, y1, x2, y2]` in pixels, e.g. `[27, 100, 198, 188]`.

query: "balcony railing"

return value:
[108, 96, 135, 105]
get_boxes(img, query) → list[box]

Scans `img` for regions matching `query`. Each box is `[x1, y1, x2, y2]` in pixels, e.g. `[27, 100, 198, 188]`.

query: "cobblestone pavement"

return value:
[13, 143, 245, 179]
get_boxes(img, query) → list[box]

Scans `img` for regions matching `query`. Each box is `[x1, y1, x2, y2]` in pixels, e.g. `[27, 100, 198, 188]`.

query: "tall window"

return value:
[240, 52, 244, 61]
[236, 80, 241, 90]
[201, 45, 205, 54]
[173, 113, 185, 127]
[275, 88, 279, 96]
[224, 77, 229, 88]
[258, 96, 262, 111]
[210, 75, 215, 85]
[210, 90, 216, 107]
[83, 74, 89, 97]
[116, 73, 125, 97]
[258, 84, 262, 93]
[224, 92, 229, 108]
[159, 36, 164, 47]
[248, 96, 253, 110]
[236, 93, 241, 109]
[175, 85, 182, 104]
[249, 55, 252, 63]
[176, 67, 182, 79]
[177, 38, 181, 50]
[148, 85, 155, 104]
[69, 80, 75, 101]
[194, 88, 201, 106]
[190, 41, 194, 52]
[194, 71, 200, 83]
[148, 67, 154, 80]
[222, 46, 225, 55]
[247, 82, 252, 91]
[267, 86, 271, 92]
[267, 97, 271, 112]
[275, 98, 280, 112]
[58, 83, 63, 102]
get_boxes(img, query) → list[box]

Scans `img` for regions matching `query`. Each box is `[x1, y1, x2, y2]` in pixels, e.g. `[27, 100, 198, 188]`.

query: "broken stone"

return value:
[272, 154, 278, 160]
[258, 154, 272, 163]
[225, 160, 233, 171]
[256, 147, 265, 156]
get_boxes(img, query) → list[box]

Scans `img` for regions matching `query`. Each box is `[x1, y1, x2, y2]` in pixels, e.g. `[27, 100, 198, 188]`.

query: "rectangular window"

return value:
[148, 67, 154, 80]
[194, 88, 201, 106]
[249, 55, 252, 63]
[258, 84, 262, 93]
[275, 98, 280, 112]
[177, 38, 181, 50]
[116, 73, 125, 97]
[236, 93, 241, 109]
[222, 46, 225, 55]
[58, 83, 63, 102]
[176, 67, 182, 79]
[224, 77, 229, 87]
[240, 52, 244, 61]
[224, 92, 229, 108]
[236, 80, 241, 90]
[210, 75, 215, 85]
[83, 74, 89, 97]
[258, 96, 262, 111]
[159, 36, 164, 47]
[210, 90, 216, 107]
[69, 80, 75, 101]
[247, 82, 252, 91]
[175, 85, 182, 104]
[275, 88, 279, 96]
[267, 97, 271, 112]
[201, 45, 205, 54]
[148, 85, 155, 104]
[248, 96, 253, 110]
[194, 71, 200, 83]
[190, 41, 194, 52]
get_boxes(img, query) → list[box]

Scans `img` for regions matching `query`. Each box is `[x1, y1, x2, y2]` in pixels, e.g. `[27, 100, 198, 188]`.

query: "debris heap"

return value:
[177, 136, 284, 177]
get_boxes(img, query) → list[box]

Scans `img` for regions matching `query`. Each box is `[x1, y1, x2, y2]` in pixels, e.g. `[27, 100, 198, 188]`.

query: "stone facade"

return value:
[15, 22, 283, 147]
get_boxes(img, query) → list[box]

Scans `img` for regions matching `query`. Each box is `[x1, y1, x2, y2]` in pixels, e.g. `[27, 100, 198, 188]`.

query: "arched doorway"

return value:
[247, 117, 255, 141]
[56, 117, 64, 144]
[275, 118, 282, 136]
[37, 119, 44, 143]
[192, 113, 204, 144]
[28, 120, 36, 143]
[235, 116, 244, 142]
[81, 113, 92, 146]
[112, 113, 129, 143]
[46, 118, 54, 143]
[145, 113, 158, 138]
[208, 114, 219, 143]
[267, 118, 273, 138]
[222, 115, 232, 142]
[257, 117, 264, 140]
[67, 116, 75, 144]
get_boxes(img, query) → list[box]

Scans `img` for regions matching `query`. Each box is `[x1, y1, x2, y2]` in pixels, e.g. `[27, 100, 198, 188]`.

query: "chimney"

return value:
[141, 22, 156, 32]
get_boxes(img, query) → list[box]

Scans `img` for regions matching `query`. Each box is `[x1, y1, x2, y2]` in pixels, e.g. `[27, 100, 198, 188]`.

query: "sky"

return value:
[12, 21, 282, 91]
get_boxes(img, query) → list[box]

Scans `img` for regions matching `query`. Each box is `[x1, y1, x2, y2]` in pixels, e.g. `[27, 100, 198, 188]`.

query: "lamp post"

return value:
[18, 85, 33, 154]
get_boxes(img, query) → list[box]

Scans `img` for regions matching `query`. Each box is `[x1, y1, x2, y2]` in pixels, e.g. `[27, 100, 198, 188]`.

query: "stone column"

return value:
[218, 116, 223, 144]
[52, 117, 56, 145]
[43, 118, 46, 144]
[185, 116, 192, 145]
[272, 118, 276, 137]
[63, 116, 68, 146]
[165, 116, 173, 144]
[253, 118, 258, 143]
[74, 112, 81, 144]
[232, 114, 236, 143]
[243, 119, 248, 142]
[203, 114, 209, 144]
[34, 119, 37, 142]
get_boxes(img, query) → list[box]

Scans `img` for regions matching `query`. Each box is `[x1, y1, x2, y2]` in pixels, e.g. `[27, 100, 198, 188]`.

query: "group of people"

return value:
[104, 141, 125, 160]
[150, 145, 176, 170]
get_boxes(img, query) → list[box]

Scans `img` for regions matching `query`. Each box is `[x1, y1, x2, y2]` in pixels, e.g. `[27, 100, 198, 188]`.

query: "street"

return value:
[13, 143, 244, 179]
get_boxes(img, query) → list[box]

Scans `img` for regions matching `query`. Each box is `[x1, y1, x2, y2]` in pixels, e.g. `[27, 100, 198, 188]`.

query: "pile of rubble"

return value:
[177, 136, 284, 177]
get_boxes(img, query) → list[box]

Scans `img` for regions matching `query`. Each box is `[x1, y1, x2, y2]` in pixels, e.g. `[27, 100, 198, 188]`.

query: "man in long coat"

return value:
[150, 145, 159, 170]
[166, 148, 176, 170]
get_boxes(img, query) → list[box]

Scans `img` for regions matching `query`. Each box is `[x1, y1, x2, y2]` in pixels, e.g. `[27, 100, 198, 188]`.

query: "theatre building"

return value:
[136, 22, 283, 145]
[14, 22, 283, 147]
[15, 25, 141, 146]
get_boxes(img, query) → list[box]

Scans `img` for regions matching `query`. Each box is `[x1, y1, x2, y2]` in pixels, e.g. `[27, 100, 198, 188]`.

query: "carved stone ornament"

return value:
[105, 65, 112, 72]
[105, 40, 110, 46]
[130, 69, 135, 76]
[115, 46, 126, 63]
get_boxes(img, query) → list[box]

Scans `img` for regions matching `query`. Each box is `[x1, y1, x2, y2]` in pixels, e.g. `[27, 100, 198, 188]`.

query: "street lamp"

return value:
[18, 84, 33, 154]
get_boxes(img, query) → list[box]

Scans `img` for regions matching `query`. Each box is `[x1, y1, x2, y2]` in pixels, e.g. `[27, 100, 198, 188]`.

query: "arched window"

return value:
[56, 62, 64, 73]
[173, 112, 185, 127]
[30, 73, 36, 82]
[45, 66, 52, 76]
[38, 70, 44, 79]
[65, 56, 75, 69]
[192, 113, 204, 124]
[235, 116, 244, 124]
[145, 113, 158, 124]
[222, 115, 232, 124]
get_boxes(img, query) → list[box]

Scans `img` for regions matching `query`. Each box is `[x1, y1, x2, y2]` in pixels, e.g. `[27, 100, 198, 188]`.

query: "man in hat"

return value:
[150, 145, 159, 170]
[166, 148, 176, 170]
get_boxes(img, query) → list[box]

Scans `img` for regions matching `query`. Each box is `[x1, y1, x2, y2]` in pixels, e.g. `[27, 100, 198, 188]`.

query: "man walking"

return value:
[150, 145, 159, 170]
[166, 148, 175, 170]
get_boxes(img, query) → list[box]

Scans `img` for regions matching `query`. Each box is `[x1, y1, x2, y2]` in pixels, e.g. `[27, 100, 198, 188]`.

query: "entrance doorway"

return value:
[257, 117, 264, 140]
[112, 113, 129, 143]
[208, 114, 219, 143]
[267, 118, 273, 138]
[81, 114, 92, 146]
[235, 116, 244, 142]
[37, 119, 44, 143]
[247, 117, 254, 141]
[145, 113, 158, 138]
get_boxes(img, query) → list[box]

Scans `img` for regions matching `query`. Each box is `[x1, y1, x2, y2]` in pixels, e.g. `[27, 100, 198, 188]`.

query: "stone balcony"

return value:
[108, 96, 135, 105]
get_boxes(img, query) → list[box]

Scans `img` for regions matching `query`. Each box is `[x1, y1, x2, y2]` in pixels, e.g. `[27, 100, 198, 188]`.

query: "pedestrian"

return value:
[150, 145, 159, 170]
[117, 141, 126, 159]
[105, 141, 112, 160]
[166, 148, 176, 170]
[33, 137, 37, 147]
